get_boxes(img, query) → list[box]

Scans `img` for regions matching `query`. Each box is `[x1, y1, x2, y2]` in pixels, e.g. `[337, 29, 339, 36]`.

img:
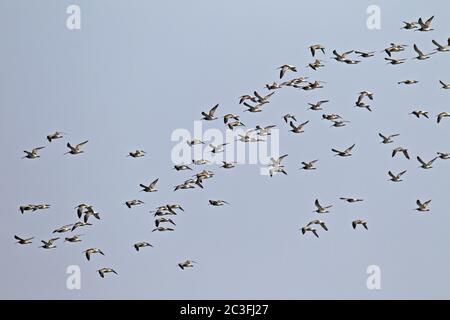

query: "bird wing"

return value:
[425, 16, 434, 27]
[14, 235, 23, 241]
[432, 40, 444, 49]
[253, 91, 263, 101]
[289, 121, 297, 129]
[416, 199, 423, 206]
[378, 133, 387, 140]
[314, 199, 323, 210]
[403, 149, 410, 159]
[388, 171, 395, 179]
[209, 104, 219, 116]
[332, 50, 340, 57]
[150, 178, 159, 188]
[399, 170, 407, 177]
[428, 157, 438, 165]
[310, 47, 316, 57]
[345, 144, 355, 153]
[417, 156, 426, 165]
[76, 140, 89, 148]
[413, 44, 424, 56]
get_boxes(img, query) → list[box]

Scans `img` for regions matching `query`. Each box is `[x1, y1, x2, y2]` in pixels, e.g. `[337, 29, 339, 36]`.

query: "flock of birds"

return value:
[15, 15, 449, 278]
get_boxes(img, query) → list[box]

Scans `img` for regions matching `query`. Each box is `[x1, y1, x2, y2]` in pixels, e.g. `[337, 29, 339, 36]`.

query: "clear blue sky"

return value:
[1, 0, 450, 299]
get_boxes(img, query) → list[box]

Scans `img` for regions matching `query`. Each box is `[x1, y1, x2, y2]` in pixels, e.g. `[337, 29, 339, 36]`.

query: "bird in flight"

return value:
[140, 178, 159, 193]
[314, 199, 332, 213]
[97, 268, 118, 278]
[178, 260, 197, 270]
[388, 170, 407, 182]
[378, 133, 400, 144]
[332, 144, 355, 157]
[22, 146, 45, 159]
[201, 104, 219, 121]
[352, 220, 368, 230]
[14, 235, 34, 245]
[415, 199, 432, 212]
[64, 140, 88, 155]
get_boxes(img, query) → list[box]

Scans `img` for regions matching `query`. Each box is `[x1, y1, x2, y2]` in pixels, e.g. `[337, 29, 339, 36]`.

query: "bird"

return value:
[83, 209, 101, 223]
[127, 150, 146, 158]
[277, 64, 297, 79]
[22, 147, 45, 159]
[343, 59, 361, 65]
[84, 248, 105, 261]
[255, 125, 276, 136]
[384, 43, 408, 56]
[432, 38, 450, 52]
[314, 199, 332, 213]
[40, 238, 59, 249]
[221, 161, 236, 169]
[178, 260, 197, 270]
[392, 147, 410, 159]
[14, 235, 34, 245]
[266, 82, 282, 90]
[289, 121, 309, 134]
[309, 44, 325, 57]
[53, 225, 73, 234]
[437, 112, 450, 123]
[283, 114, 297, 123]
[357, 91, 374, 101]
[300, 160, 318, 170]
[388, 170, 407, 182]
[152, 227, 175, 232]
[64, 140, 88, 155]
[243, 102, 264, 113]
[65, 235, 83, 243]
[209, 200, 229, 206]
[253, 91, 274, 104]
[307, 59, 325, 70]
[306, 220, 328, 231]
[125, 199, 145, 209]
[209, 143, 228, 154]
[71, 221, 92, 231]
[355, 101, 372, 112]
[340, 197, 364, 203]
[378, 133, 400, 144]
[155, 217, 176, 227]
[401, 21, 418, 30]
[385, 57, 406, 65]
[415, 199, 432, 212]
[332, 49, 354, 62]
[416, 16, 434, 32]
[46, 131, 65, 142]
[330, 120, 350, 128]
[410, 110, 429, 118]
[352, 220, 368, 230]
[97, 268, 118, 278]
[437, 152, 450, 160]
[269, 154, 288, 167]
[307, 100, 329, 111]
[223, 113, 240, 124]
[417, 156, 438, 169]
[173, 164, 193, 171]
[139, 178, 159, 192]
[239, 94, 257, 105]
[300, 226, 319, 238]
[413, 44, 436, 60]
[439, 80, 450, 89]
[269, 165, 287, 177]
[186, 139, 204, 147]
[201, 104, 219, 120]
[355, 50, 375, 58]
[227, 120, 246, 130]
[75, 203, 92, 219]
[332, 144, 355, 157]
[134, 242, 153, 251]
[398, 80, 418, 85]
[322, 114, 342, 121]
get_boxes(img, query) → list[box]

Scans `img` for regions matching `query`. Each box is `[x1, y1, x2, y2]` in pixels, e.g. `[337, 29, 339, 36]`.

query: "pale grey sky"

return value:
[1, 0, 450, 299]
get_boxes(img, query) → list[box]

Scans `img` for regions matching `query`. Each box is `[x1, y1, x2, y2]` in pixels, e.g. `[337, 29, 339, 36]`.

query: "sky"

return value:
[1, 0, 450, 299]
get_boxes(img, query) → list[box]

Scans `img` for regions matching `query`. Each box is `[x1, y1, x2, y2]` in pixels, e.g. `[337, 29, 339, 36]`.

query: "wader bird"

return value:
[283, 114, 297, 123]
[125, 199, 145, 209]
[385, 57, 406, 65]
[155, 217, 176, 227]
[332, 144, 355, 157]
[152, 227, 175, 232]
[46, 131, 65, 142]
[410, 110, 429, 118]
[352, 220, 368, 230]
[97, 268, 118, 278]
[416, 16, 434, 32]
[40, 238, 59, 249]
[22, 147, 45, 159]
[201, 104, 219, 120]
[65, 235, 83, 243]
[178, 260, 197, 270]
[84, 248, 105, 261]
[355, 50, 375, 58]
[209, 200, 229, 206]
[309, 44, 325, 57]
[398, 80, 418, 85]
[417, 156, 438, 169]
[300, 226, 319, 238]
[134, 242, 153, 251]
[65, 140, 88, 155]
[306, 220, 328, 231]
[392, 147, 410, 159]
[388, 170, 407, 182]
[314, 199, 332, 213]
[140, 178, 159, 192]
[14, 235, 34, 245]
[71, 222, 92, 231]
[413, 44, 436, 60]
[289, 121, 309, 133]
[401, 21, 418, 30]
[127, 150, 146, 158]
[332, 49, 354, 62]
[307, 100, 329, 111]
[415, 199, 431, 212]
[437, 152, 450, 160]
[379, 133, 400, 144]
[307, 59, 324, 70]
[300, 160, 318, 170]
[340, 198, 363, 203]
[437, 112, 450, 123]
[277, 64, 297, 79]
[432, 38, 450, 52]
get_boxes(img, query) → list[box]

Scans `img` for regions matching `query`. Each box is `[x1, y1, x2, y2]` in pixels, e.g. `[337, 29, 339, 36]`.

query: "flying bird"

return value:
[332, 144, 355, 157]
[64, 140, 88, 155]
[352, 220, 368, 230]
[22, 147, 45, 159]
[97, 268, 118, 278]
[140, 178, 159, 192]
[201, 104, 219, 121]
[14, 235, 34, 245]
[388, 170, 407, 182]
[392, 147, 410, 159]
[314, 199, 332, 213]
